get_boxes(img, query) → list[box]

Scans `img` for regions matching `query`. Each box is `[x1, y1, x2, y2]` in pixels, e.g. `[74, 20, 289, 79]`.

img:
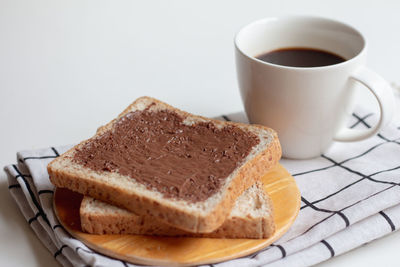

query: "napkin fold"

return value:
[4, 107, 400, 267]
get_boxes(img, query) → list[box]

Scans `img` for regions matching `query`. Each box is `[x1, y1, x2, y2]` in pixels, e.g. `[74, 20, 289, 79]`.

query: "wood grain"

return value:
[53, 163, 300, 266]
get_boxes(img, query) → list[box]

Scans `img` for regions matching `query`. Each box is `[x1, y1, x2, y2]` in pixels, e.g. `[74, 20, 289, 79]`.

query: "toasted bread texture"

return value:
[81, 181, 275, 239]
[48, 96, 281, 233]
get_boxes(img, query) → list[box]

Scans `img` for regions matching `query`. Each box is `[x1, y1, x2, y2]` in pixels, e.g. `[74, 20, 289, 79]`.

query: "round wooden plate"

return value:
[53, 163, 300, 266]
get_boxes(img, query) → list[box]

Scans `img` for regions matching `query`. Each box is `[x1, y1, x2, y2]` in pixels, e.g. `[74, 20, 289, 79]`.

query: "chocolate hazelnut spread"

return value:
[72, 109, 259, 203]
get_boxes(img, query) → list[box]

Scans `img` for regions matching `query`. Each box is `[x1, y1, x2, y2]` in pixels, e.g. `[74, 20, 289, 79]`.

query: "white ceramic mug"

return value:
[235, 16, 395, 159]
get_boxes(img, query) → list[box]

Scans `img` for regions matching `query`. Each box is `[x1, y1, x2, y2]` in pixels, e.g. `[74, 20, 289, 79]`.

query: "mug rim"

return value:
[234, 15, 367, 71]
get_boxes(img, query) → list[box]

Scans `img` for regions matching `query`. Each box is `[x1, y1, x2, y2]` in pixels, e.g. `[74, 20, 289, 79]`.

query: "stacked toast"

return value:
[48, 97, 281, 238]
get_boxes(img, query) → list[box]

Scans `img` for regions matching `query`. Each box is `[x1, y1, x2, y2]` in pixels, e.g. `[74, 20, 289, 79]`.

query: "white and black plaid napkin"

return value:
[3, 104, 400, 267]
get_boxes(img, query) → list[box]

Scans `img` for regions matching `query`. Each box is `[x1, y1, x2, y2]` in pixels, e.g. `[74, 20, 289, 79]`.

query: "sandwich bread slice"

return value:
[80, 181, 275, 239]
[48, 96, 281, 233]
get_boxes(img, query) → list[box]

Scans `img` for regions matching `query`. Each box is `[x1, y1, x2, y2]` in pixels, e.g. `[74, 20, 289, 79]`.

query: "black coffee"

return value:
[256, 47, 345, 67]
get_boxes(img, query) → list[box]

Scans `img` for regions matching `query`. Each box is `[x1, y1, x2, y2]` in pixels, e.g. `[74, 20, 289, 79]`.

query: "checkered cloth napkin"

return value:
[3, 97, 400, 266]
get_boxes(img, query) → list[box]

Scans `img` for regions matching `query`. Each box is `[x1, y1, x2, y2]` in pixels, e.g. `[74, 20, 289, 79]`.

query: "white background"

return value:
[1, 0, 399, 266]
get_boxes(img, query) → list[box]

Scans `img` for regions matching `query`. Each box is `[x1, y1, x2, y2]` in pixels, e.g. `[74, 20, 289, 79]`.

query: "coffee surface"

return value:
[256, 47, 345, 67]
[72, 109, 260, 203]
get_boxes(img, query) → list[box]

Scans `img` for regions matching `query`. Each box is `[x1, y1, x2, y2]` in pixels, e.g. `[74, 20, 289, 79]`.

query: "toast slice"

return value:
[81, 181, 275, 239]
[48, 96, 281, 233]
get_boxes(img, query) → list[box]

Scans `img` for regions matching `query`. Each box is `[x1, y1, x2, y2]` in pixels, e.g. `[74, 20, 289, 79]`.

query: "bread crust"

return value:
[48, 96, 281, 233]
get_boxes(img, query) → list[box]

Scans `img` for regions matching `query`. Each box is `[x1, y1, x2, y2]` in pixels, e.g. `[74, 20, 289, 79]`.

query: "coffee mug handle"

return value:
[333, 66, 395, 142]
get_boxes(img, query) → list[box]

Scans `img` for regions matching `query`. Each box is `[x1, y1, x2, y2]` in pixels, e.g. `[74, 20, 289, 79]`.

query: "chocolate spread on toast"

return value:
[72, 109, 259, 203]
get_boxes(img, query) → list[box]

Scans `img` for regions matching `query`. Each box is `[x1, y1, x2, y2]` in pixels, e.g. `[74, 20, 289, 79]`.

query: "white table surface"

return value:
[1, 0, 399, 266]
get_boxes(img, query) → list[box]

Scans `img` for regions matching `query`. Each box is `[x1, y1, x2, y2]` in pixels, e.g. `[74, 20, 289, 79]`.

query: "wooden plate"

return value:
[53, 163, 300, 266]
